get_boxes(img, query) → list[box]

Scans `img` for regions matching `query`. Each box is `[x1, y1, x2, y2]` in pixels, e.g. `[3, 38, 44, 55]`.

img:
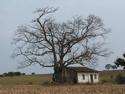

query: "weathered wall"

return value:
[77, 73, 99, 83]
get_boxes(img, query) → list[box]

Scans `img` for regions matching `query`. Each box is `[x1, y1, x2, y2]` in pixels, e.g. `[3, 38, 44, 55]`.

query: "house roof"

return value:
[66, 67, 98, 73]
[100, 70, 125, 73]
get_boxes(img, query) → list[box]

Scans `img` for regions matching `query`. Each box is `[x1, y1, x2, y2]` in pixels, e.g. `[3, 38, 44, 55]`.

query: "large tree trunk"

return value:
[52, 65, 66, 83]
[60, 67, 66, 83]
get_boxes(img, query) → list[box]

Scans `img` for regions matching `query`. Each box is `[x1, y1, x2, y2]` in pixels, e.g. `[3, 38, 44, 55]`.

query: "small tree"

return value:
[31, 72, 35, 75]
[111, 65, 117, 69]
[12, 7, 110, 83]
[22, 73, 26, 75]
[14, 72, 21, 76]
[115, 53, 125, 69]
[105, 64, 112, 70]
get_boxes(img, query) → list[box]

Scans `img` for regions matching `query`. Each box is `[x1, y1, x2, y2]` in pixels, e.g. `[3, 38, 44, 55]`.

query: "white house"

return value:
[65, 67, 99, 83]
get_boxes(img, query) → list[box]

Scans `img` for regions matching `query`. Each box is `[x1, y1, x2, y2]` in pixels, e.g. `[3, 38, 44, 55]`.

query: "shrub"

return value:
[3, 72, 25, 77]
[15, 72, 21, 76]
[114, 74, 125, 84]
[22, 73, 26, 75]
[100, 79, 108, 84]
[31, 72, 35, 75]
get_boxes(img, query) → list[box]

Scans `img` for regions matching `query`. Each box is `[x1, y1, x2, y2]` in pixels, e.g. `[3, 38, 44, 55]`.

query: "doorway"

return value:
[90, 74, 93, 83]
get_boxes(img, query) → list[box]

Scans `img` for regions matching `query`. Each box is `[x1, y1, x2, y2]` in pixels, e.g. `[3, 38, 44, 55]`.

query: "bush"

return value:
[22, 73, 26, 75]
[15, 72, 21, 76]
[114, 74, 125, 84]
[7, 72, 14, 76]
[3, 72, 25, 77]
[31, 72, 35, 75]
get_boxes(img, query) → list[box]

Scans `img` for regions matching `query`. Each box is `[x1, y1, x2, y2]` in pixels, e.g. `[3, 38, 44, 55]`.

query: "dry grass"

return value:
[0, 74, 124, 94]
[0, 74, 52, 85]
[0, 85, 124, 94]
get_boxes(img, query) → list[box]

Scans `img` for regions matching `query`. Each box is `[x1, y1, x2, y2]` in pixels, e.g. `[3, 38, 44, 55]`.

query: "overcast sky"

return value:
[0, 0, 125, 74]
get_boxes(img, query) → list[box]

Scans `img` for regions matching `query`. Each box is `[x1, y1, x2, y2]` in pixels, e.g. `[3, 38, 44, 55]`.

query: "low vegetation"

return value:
[2, 72, 25, 77]
[0, 74, 52, 85]
[0, 70, 125, 85]
[99, 70, 125, 84]
[114, 74, 125, 84]
[0, 72, 124, 93]
[0, 85, 124, 94]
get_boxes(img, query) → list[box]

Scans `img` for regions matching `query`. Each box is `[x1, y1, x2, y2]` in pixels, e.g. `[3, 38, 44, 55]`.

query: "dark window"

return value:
[82, 74, 85, 80]
[94, 74, 97, 79]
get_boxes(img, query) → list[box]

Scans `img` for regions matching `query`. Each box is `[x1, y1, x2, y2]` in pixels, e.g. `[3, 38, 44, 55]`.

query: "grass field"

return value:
[0, 74, 52, 85]
[0, 72, 124, 94]
[99, 70, 125, 84]
[0, 85, 124, 94]
[0, 70, 125, 85]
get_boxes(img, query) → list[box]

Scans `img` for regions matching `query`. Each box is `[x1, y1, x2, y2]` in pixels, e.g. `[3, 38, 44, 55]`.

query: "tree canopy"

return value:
[105, 64, 117, 70]
[12, 7, 110, 83]
[115, 53, 125, 69]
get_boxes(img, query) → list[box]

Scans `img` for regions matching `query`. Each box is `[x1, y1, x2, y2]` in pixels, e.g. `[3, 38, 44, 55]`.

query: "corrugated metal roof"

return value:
[66, 67, 98, 73]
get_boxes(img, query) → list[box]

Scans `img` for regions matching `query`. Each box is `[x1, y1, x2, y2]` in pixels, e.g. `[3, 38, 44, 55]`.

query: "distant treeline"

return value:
[1, 72, 26, 77]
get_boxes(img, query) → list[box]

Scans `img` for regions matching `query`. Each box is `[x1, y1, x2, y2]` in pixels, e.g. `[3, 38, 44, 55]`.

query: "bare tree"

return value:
[12, 7, 110, 83]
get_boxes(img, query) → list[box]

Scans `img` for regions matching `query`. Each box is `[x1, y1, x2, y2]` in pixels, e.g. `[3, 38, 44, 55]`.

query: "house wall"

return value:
[65, 69, 77, 83]
[77, 73, 99, 83]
